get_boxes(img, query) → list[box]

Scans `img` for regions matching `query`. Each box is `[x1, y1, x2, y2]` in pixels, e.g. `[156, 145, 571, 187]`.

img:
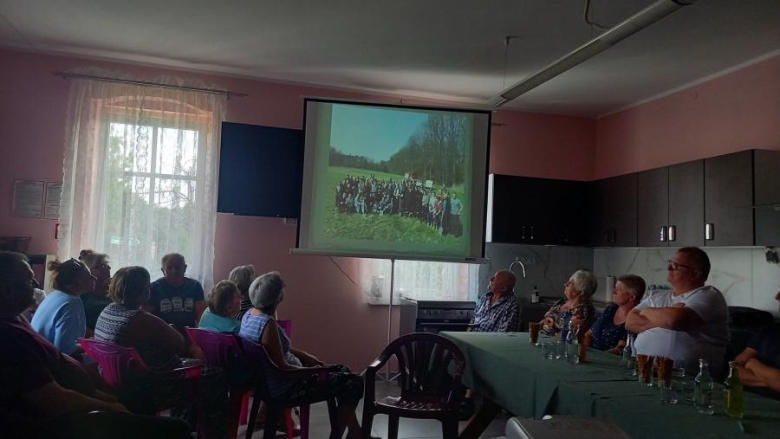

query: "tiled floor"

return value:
[239, 380, 509, 439]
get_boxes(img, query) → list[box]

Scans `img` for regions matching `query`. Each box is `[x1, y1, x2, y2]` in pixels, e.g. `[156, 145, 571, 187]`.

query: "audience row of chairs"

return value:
[81, 329, 468, 439]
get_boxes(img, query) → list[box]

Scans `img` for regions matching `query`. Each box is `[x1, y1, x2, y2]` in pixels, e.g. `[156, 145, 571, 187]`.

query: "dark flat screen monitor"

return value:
[217, 122, 304, 218]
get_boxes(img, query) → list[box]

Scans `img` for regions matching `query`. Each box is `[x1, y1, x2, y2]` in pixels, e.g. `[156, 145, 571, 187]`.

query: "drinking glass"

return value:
[529, 322, 541, 345]
[541, 342, 553, 359]
[637, 354, 654, 386]
[555, 341, 566, 360]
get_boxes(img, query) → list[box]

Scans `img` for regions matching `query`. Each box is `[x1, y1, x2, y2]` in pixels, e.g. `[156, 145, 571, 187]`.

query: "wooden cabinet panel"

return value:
[668, 160, 704, 247]
[638, 167, 669, 247]
[704, 151, 754, 246]
[754, 150, 780, 246]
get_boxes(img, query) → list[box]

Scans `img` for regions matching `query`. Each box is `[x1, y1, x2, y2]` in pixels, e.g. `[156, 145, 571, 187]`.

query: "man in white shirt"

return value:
[626, 247, 729, 378]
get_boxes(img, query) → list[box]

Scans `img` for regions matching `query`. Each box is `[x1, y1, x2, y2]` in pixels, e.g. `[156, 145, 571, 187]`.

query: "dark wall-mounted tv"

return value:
[217, 122, 304, 218]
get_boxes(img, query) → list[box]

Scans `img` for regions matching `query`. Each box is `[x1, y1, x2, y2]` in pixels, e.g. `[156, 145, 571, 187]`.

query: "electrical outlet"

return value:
[519, 257, 536, 265]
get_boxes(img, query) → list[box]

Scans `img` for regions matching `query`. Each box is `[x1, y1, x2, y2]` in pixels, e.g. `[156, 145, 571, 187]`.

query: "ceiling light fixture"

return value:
[488, 0, 699, 108]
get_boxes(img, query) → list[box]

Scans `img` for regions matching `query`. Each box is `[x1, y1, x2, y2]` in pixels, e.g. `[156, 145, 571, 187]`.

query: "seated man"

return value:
[144, 253, 207, 332]
[0, 251, 191, 439]
[470, 269, 521, 332]
[734, 291, 780, 400]
[626, 247, 729, 378]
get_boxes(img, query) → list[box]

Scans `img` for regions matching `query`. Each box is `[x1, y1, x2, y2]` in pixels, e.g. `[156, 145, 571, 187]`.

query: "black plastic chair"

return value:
[361, 333, 466, 439]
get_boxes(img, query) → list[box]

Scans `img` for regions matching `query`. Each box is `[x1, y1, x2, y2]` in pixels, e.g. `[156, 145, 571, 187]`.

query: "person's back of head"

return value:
[110, 266, 151, 309]
[208, 280, 240, 317]
[48, 258, 89, 294]
[228, 265, 256, 296]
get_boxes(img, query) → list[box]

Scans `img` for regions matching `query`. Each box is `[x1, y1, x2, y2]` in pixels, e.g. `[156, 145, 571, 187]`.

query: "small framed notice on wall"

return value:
[44, 182, 62, 220]
[12, 180, 44, 219]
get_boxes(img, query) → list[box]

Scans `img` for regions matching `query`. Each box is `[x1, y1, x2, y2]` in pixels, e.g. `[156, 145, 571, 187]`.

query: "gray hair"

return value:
[248, 271, 285, 314]
[571, 270, 598, 299]
[228, 264, 256, 295]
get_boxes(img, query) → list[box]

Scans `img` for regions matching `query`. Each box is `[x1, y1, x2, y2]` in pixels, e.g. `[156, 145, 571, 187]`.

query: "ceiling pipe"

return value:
[488, 0, 699, 108]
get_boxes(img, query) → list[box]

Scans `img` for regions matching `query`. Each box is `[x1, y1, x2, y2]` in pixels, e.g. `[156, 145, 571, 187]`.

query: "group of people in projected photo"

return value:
[334, 173, 464, 237]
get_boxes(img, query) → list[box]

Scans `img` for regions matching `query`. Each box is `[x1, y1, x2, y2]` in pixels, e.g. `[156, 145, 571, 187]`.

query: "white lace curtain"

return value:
[359, 258, 478, 304]
[58, 70, 227, 291]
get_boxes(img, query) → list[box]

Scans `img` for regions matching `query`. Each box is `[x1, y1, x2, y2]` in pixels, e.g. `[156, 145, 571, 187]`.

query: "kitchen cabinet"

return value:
[591, 174, 637, 247]
[704, 151, 754, 246]
[486, 174, 589, 246]
[637, 160, 704, 247]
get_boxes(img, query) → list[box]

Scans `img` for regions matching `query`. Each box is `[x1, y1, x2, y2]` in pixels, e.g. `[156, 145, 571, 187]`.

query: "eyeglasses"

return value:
[667, 260, 695, 271]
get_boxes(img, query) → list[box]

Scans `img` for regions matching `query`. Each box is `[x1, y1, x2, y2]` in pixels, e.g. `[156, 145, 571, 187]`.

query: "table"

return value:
[442, 331, 780, 439]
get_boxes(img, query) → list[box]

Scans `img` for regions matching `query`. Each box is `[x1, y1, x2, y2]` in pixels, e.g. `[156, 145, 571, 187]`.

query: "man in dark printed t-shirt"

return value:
[734, 291, 780, 400]
[143, 253, 207, 331]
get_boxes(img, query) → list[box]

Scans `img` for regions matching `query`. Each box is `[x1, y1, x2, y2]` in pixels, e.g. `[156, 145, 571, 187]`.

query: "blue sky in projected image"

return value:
[330, 104, 428, 162]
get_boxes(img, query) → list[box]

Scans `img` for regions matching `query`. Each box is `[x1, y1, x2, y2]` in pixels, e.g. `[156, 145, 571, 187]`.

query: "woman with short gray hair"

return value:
[228, 264, 255, 320]
[541, 270, 598, 336]
[238, 271, 368, 438]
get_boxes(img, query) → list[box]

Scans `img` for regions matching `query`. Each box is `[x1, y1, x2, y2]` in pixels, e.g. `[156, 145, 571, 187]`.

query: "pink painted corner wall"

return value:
[594, 54, 780, 179]
[0, 48, 595, 369]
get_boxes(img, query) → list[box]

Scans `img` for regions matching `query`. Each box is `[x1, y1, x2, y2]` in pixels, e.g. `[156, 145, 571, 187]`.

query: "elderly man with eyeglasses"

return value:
[626, 246, 729, 378]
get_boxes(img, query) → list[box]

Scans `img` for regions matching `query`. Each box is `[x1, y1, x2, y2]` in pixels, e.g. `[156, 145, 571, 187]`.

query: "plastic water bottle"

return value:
[566, 321, 579, 364]
[694, 359, 715, 415]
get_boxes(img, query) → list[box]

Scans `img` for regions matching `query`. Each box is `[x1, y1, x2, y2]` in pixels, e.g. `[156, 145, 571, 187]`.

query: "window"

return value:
[360, 259, 480, 304]
[59, 77, 226, 289]
[102, 122, 202, 272]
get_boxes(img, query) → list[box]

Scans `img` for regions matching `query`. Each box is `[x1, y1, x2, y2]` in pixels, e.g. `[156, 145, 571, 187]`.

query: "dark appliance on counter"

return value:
[399, 299, 475, 335]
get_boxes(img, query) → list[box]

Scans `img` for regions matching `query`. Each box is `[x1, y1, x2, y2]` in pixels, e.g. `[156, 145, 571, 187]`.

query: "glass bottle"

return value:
[566, 320, 579, 364]
[723, 361, 745, 419]
[622, 335, 637, 376]
[694, 359, 714, 415]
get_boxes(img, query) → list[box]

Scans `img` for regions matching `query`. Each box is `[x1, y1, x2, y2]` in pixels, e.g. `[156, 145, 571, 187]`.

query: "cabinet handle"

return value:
[668, 225, 676, 242]
[660, 226, 667, 242]
[705, 223, 714, 241]
[530, 226, 534, 240]
[521, 226, 526, 240]
[611, 229, 617, 244]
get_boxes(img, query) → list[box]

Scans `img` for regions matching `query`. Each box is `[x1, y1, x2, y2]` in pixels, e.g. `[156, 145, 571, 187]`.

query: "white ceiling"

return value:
[1, 0, 779, 118]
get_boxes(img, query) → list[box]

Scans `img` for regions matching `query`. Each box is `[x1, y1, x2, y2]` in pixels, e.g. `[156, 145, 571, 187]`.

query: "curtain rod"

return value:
[53, 72, 248, 98]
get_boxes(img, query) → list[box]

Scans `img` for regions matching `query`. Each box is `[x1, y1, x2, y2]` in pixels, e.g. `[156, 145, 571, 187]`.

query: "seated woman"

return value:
[94, 266, 229, 439]
[541, 270, 598, 336]
[238, 271, 366, 439]
[78, 250, 113, 335]
[198, 280, 241, 333]
[587, 274, 645, 354]
[228, 264, 255, 320]
[32, 258, 96, 357]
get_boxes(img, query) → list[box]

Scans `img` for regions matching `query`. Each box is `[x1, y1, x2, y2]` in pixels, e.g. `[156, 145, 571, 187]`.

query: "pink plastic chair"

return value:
[185, 328, 253, 439]
[78, 338, 206, 433]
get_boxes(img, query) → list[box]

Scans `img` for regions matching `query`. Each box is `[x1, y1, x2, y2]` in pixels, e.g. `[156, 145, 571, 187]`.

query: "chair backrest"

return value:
[78, 338, 152, 388]
[186, 327, 253, 386]
[185, 327, 241, 368]
[383, 333, 466, 407]
[238, 337, 286, 401]
[277, 319, 292, 338]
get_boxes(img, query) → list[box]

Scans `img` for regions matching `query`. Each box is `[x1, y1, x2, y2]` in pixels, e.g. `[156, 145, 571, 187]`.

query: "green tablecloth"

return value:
[442, 331, 780, 439]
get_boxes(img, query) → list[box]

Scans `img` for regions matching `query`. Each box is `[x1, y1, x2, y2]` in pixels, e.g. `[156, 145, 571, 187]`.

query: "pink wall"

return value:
[0, 48, 594, 369]
[595, 54, 780, 179]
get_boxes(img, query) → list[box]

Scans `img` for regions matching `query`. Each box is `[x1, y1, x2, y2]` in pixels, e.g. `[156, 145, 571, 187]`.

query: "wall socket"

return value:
[519, 257, 536, 265]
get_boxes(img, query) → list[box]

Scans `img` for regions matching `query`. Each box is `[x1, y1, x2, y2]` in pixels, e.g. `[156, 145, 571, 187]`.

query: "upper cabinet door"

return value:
[668, 160, 704, 247]
[593, 174, 637, 247]
[754, 150, 780, 246]
[704, 151, 754, 246]
[637, 167, 669, 247]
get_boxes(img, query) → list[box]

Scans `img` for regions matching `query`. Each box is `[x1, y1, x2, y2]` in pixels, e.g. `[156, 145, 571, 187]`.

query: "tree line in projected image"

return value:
[329, 113, 467, 187]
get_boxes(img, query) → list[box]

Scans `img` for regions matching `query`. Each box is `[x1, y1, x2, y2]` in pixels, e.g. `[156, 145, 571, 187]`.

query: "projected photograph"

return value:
[324, 104, 470, 245]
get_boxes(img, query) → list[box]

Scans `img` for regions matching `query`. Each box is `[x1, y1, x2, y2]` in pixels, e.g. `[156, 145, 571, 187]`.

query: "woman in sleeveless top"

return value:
[238, 271, 367, 439]
[94, 266, 229, 439]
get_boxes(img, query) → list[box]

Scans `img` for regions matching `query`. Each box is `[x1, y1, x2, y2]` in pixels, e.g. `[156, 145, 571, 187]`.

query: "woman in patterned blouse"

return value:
[541, 270, 598, 336]
[587, 274, 645, 354]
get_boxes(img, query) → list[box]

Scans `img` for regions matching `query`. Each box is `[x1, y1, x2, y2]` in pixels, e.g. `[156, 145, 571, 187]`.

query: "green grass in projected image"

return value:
[324, 166, 466, 244]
